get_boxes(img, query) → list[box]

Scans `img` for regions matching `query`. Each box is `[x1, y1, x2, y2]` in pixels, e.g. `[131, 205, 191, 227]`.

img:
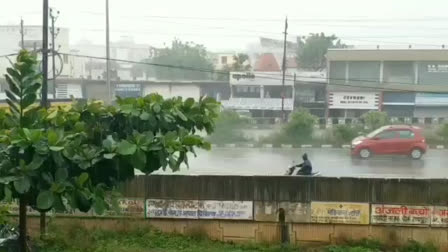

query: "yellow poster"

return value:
[311, 201, 370, 225]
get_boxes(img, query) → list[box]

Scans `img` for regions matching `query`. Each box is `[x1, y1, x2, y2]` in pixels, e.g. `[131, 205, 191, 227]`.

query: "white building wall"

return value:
[171, 85, 200, 99]
[143, 84, 171, 98]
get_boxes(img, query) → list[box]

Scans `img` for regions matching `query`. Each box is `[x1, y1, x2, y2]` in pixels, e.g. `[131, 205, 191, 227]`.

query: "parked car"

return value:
[351, 125, 428, 159]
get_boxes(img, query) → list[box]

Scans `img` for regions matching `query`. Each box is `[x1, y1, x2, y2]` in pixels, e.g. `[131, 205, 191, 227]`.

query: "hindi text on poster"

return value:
[198, 201, 253, 220]
[311, 202, 369, 225]
[431, 206, 448, 226]
[146, 199, 198, 219]
[371, 204, 430, 226]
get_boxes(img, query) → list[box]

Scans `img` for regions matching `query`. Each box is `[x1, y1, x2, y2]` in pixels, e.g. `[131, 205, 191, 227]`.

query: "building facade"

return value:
[327, 49, 448, 119]
[221, 72, 294, 118]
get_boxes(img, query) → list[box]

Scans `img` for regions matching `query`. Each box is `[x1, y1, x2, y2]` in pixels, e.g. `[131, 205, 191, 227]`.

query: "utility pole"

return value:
[106, 0, 111, 102]
[50, 8, 60, 99]
[41, 0, 49, 108]
[20, 18, 24, 50]
[281, 16, 288, 122]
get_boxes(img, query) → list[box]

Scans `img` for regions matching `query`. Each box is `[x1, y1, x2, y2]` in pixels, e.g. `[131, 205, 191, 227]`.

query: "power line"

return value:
[59, 52, 448, 94]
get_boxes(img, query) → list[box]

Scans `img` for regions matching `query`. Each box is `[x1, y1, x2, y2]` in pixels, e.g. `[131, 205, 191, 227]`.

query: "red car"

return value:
[351, 125, 428, 159]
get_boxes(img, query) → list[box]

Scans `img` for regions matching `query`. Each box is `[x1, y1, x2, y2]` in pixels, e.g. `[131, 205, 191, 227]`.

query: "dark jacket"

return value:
[296, 154, 312, 175]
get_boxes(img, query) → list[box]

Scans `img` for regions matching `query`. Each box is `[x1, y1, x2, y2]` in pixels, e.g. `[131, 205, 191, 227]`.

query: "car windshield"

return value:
[366, 127, 387, 138]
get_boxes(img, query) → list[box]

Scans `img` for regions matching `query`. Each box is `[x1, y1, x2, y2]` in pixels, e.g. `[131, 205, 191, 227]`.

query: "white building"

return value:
[0, 25, 71, 77]
[71, 36, 152, 80]
[221, 71, 294, 118]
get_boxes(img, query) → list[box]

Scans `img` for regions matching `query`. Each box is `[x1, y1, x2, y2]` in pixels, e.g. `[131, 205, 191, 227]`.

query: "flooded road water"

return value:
[153, 148, 448, 178]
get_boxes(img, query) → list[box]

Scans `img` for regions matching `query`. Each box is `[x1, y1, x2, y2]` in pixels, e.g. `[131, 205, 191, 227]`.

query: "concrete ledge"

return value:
[281, 144, 293, 148]
[321, 145, 333, 148]
[224, 143, 236, 148]
[436, 145, 445, 149]
[301, 144, 313, 148]
[262, 144, 273, 148]
[342, 145, 351, 149]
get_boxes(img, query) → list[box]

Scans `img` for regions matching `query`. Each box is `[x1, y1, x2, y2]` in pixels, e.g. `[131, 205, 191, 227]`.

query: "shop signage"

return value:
[101, 198, 145, 218]
[328, 92, 380, 110]
[115, 84, 141, 98]
[229, 72, 293, 86]
[198, 201, 253, 220]
[371, 204, 430, 225]
[311, 202, 370, 225]
[427, 64, 448, 73]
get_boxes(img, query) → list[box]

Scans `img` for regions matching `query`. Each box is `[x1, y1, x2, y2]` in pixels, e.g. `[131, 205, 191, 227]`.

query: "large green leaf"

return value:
[102, 135, 116, 152]
[27, 154, 45, 170]
[93, 198, 106, 215]
[117, 140, 137, 155]
[131, 149, 147, 170]
[4, 75, 21, 97]
[24, 82, 41, 95]
[5, 90, 19, 104]
[55, 167, 68, 182]
[13, 177, 30, 194]
[77, 173, 89, 187]
[22, 93, 37, 108]
[37, 190, 54, 210]
[47, 130, 59, 146]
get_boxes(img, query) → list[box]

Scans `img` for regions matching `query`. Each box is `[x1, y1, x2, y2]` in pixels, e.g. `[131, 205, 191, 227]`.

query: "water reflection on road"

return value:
[152, 148, 448, 178]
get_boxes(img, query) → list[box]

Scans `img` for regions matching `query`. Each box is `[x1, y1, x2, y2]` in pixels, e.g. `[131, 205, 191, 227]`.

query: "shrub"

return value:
[437, 123, 448, 143]
[208, 110, 249, 144]
[281, 108, 318, 143]
[361, 111, 389, 130]
[333, 125, 363, 144]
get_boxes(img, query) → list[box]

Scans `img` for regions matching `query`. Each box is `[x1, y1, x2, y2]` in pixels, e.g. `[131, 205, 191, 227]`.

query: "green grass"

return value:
[36, 225, 440, 252]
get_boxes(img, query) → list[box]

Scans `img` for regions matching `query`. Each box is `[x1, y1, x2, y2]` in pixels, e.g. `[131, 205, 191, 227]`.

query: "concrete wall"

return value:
[113, 175, 448, 249]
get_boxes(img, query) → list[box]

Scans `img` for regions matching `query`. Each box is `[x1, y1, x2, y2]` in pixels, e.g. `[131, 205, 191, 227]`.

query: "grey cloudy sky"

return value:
[2, 0, 448, 51]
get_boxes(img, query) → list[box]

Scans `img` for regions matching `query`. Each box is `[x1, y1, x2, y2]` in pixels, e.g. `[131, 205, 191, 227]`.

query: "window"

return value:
[63, 54, 69, 64]
[376, 130, 397, 139]
[398, 130, 415, 139]
[221, 56, 227, 64]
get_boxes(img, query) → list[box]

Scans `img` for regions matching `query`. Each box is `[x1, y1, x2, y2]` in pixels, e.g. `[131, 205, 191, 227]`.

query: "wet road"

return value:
[153, 148, 448, 178]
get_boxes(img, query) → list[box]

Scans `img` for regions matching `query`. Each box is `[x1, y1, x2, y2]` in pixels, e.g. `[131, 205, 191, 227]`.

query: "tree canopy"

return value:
[296, 33, 346, 70]
[150, 39, 214, 80]
[0, 50, 220, 250]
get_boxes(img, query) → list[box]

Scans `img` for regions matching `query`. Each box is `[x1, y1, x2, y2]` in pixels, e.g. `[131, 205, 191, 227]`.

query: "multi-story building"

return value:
[326, 49, 448, 120]
[221, 72, 294, 119]
[0, 25, 70, 77]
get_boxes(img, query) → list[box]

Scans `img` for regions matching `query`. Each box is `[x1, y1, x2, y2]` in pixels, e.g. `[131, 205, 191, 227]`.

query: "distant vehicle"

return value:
[351, 125, 428, 159]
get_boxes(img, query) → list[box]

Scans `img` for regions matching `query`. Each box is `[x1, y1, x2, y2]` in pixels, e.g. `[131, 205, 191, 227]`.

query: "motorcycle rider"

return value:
[287, 153, 312, 175]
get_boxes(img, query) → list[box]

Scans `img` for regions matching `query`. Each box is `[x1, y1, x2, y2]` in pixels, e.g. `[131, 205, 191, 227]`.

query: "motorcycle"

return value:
[284, 164, 321, 176]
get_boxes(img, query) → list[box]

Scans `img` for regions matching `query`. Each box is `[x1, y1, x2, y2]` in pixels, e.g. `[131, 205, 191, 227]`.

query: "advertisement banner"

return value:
[431, 206, 448, 226]
[198, 201, 253, 220]
[146, 199, 198, 219]
[371, 204, 431, 226]
[229, 72, 294, 86]
[311, 202, 370, 225]
[328, 92, 380, 110]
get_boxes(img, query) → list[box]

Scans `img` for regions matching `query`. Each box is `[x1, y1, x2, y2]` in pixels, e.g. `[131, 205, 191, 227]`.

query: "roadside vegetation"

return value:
[36, 225, 440, 252]
[217, 108, 448, 146]
[207, 110, 250, 144]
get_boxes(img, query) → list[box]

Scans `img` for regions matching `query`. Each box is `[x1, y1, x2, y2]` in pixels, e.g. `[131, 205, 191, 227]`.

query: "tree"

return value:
[151, 39, 214, 80]
[0, 50, 220, 251]
[297, 33, 346, 70]
[282, 108, 317, 143]
[218, 54, 251, 80]
[362, 111, 389, 130]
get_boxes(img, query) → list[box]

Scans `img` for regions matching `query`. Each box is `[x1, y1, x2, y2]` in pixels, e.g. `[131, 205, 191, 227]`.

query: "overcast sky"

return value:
[2, 0, 448, 51]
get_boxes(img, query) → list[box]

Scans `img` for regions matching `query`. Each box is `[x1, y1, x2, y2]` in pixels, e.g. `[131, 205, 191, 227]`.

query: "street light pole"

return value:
[106, 0, 111, 102]
[281, 17, 288, 122]
[41, 0, 49, 108]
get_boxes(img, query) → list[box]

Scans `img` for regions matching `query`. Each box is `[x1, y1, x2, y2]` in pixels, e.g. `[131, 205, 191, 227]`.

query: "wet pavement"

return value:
[153, 148, 448, 178]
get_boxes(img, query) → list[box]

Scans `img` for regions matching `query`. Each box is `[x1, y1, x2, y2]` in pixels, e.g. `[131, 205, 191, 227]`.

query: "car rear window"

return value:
[398, 130, 415, 139]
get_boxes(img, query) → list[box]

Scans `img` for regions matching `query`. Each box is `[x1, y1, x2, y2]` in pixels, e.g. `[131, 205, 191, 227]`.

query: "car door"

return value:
[370, 130, 399, 154]
[394, 130, 416, 154]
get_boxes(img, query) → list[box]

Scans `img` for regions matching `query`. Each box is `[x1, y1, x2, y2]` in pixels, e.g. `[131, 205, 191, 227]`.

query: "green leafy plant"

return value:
[0, 50, 220, 251]
[282, 108, 317, 143]
[207, 110, 249, 144]
[333, 125, 363, 144]
[361, 111, 389, 130]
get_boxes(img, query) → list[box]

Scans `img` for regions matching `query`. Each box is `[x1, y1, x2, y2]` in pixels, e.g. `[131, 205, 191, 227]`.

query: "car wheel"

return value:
[410, 148, 423, 160]
[359, 148, 371, 159]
